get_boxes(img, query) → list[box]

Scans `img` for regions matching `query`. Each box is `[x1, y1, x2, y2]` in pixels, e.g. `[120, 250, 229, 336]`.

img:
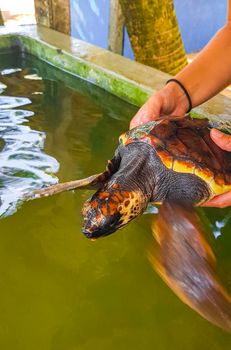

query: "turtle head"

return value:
[82, 141, 156, 239]
[82, 184, 148, 239]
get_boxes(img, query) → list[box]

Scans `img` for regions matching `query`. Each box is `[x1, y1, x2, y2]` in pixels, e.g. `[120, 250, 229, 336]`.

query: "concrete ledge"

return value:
[0, 24, 231, 121]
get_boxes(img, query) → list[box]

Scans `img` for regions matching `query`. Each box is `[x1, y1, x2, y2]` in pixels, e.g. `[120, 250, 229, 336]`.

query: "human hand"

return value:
[130, 81, 190, 129]
[203, 128, 231, 208]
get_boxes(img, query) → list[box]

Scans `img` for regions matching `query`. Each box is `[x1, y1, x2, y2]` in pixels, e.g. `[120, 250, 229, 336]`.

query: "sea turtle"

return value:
[35, 115, 231, 238]
[33, 115, 231, 331]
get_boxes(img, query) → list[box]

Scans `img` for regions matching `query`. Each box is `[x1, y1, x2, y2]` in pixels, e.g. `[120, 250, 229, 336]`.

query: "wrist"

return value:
[164, 80, 191, 115]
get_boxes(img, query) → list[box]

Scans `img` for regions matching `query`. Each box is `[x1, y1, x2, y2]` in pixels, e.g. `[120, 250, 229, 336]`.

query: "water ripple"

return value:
[0, 96, 59, 218]
[0, 82, 7, 94]
[0, 96, 31, 109]
[1, 68, 22, 76]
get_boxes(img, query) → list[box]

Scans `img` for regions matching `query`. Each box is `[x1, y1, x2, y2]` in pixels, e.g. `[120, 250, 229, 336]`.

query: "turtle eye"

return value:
[119, 133, 126, 144]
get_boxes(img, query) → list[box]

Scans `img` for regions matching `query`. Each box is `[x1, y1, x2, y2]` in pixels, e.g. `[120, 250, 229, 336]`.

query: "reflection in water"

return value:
[0, 95, 59, 217]
[149, 202, 231, 333]
[0, 82, 6, 94]
[0, 96, 31, 109]
[212, 210, 231, 239]
[1, 68, 22, 76]
[24, 74, 43, 81]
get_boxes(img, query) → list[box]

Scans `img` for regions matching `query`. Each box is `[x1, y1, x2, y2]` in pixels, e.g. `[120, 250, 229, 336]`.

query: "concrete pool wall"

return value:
[0, 24, 231, 123]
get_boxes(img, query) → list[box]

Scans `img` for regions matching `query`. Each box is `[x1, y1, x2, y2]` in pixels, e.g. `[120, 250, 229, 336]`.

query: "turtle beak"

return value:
[82, 225, 117, 239]
[82, 212, 122, 239]
[82, 215, 119, 239]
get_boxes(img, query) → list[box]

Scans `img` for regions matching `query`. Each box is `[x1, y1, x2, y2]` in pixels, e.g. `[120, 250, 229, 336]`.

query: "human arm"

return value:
[130, 0, 231, 129]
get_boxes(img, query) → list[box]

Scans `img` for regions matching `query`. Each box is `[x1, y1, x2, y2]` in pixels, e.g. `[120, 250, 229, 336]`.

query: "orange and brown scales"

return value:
[83, 186, 146, 228]
[119, 117, 231, 198]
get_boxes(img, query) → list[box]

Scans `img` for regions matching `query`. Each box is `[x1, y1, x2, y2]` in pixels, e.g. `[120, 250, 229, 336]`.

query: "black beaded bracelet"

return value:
[166, 78, 192, 113]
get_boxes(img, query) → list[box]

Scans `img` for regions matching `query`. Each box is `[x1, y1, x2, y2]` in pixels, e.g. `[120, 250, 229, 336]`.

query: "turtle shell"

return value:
[119, 116, 231, 196]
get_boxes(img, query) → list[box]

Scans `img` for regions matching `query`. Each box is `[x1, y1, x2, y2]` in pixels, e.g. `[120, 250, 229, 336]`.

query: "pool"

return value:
[0, 51, 231, 350]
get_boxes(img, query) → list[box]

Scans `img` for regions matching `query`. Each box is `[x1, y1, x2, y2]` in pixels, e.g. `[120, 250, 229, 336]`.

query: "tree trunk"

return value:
[34, 0, 52, 28]
[119, 0, 187, 75]
[108, 0, 125, 54]
[34, 0, 70, 35]
[0, 9, 4, 25]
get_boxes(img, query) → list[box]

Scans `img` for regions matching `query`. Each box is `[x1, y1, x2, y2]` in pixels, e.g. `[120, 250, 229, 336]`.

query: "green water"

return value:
[0, 52, 231, 350]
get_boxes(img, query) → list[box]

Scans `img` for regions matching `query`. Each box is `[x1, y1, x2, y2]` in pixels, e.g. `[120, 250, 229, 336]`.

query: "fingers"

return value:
[210, 128, 231, 151]
[130, 94, 162, 129]
[203, 191, 231, 208]
[204, 129, 231, 207]
[129, 83, 188, 129]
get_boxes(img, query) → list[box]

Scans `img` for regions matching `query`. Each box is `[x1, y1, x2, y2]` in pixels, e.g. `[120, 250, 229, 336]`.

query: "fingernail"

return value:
[211, 129, 223, 138]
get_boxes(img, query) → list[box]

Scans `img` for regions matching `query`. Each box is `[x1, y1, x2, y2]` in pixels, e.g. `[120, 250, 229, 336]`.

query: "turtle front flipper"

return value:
[33, 173, 102, 199]
[29, 154, 121, 200]
[149, 201, 231, 333]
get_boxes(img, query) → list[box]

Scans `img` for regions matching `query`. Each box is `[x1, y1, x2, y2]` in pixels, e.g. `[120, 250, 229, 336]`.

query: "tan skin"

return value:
[130, 0, 231, 208]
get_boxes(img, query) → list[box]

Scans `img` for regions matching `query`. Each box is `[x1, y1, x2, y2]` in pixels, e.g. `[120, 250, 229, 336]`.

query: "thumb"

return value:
[210, 128, 231, 151]
[130, 98, 161, 129]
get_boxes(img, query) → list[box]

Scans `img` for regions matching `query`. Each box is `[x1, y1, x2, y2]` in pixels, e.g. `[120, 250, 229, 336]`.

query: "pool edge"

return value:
[0, 24, 231, 121]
